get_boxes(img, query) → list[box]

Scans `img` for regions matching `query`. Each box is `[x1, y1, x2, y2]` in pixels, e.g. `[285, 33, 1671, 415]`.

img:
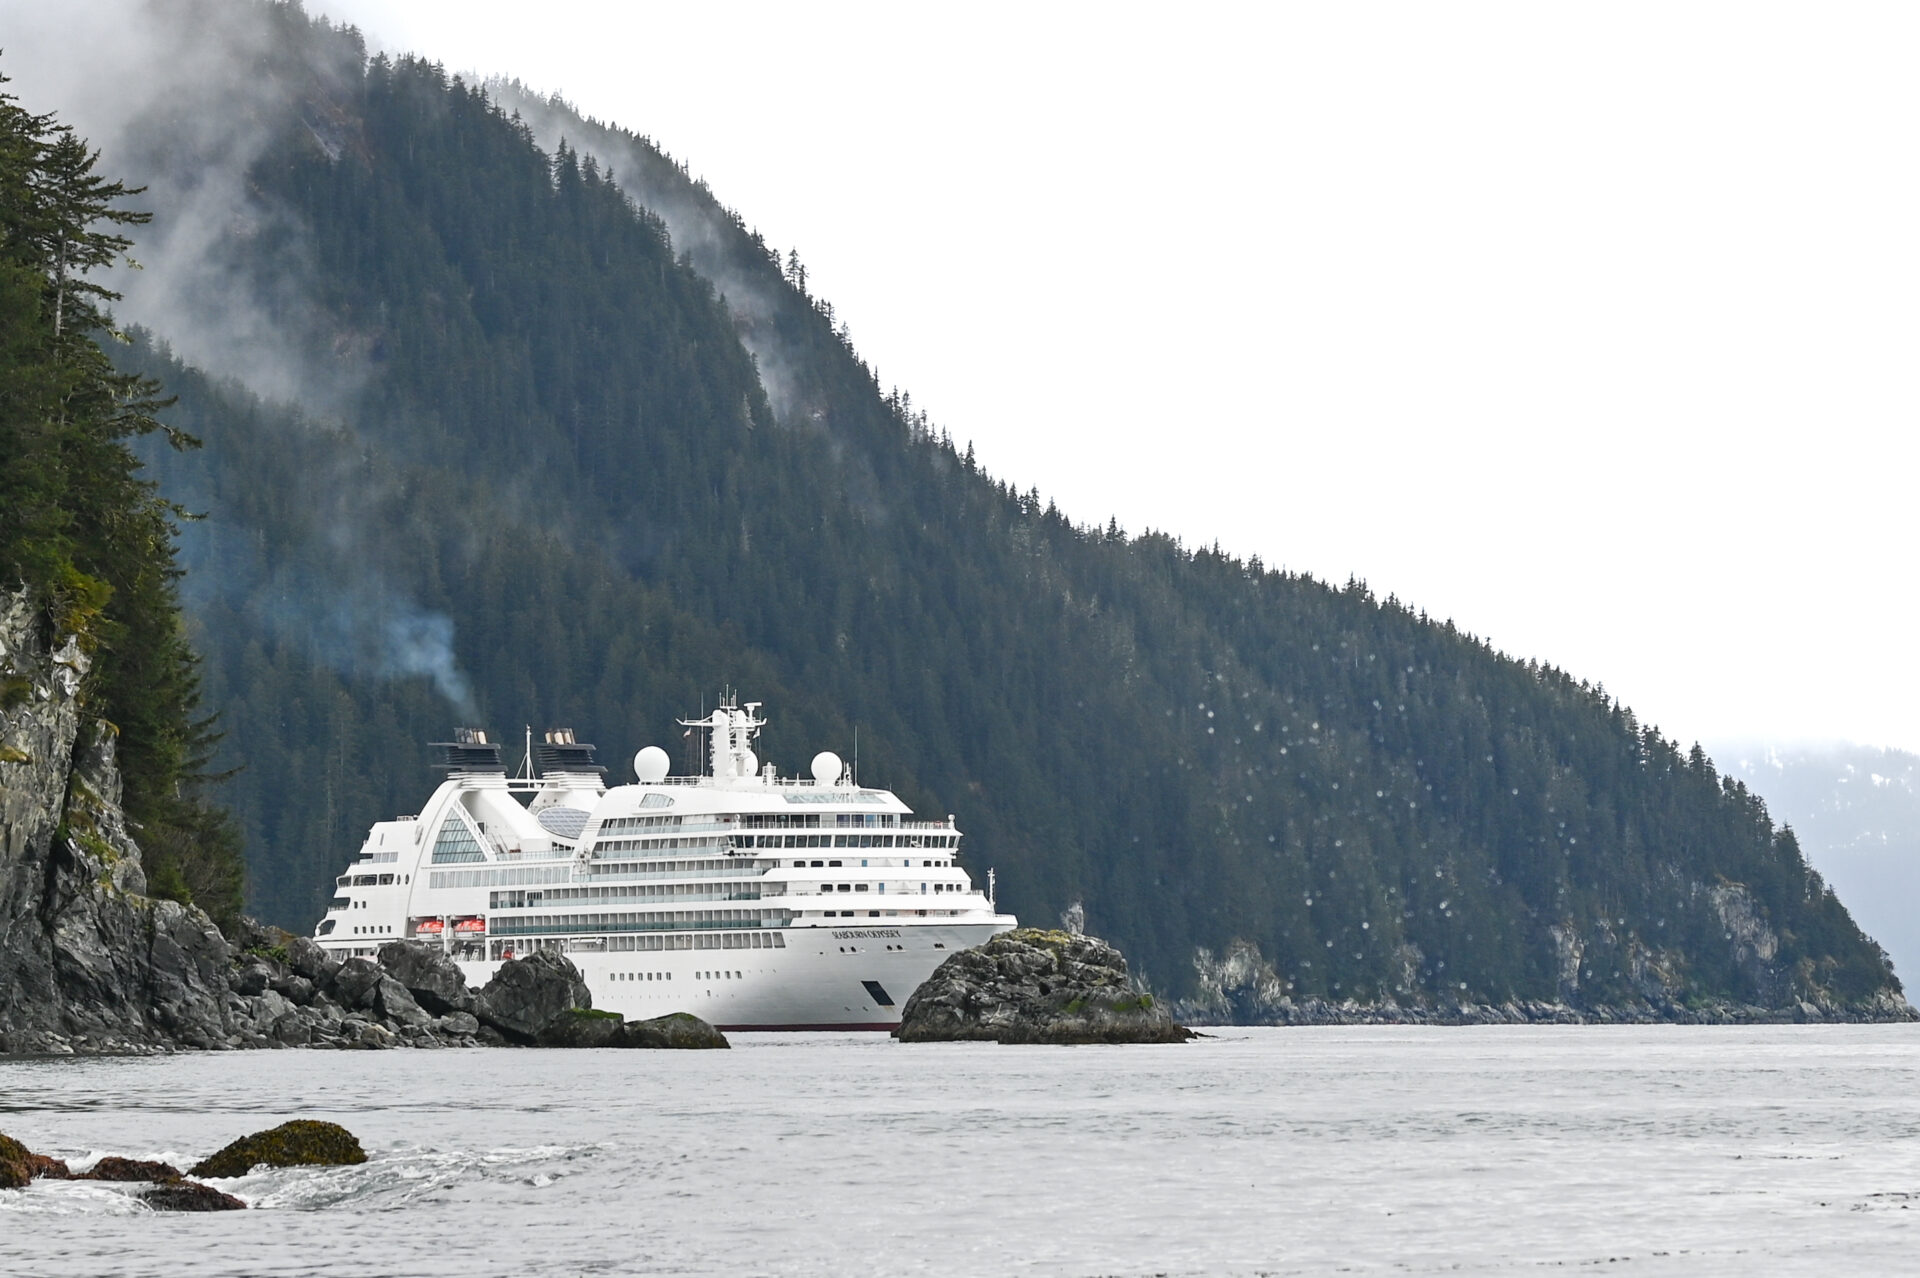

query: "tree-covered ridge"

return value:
[0, 71, 242, 927]
[107, 6, 1894, 1013]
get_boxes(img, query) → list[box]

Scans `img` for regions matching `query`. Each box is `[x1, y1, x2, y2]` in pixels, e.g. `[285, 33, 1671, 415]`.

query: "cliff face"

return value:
[0, 588, 235, 1052]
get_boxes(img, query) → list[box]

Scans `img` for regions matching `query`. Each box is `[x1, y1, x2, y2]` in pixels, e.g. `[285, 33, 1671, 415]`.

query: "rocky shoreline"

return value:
[1170, 992, 1917, 1028]
[5, 930, 728, 1055]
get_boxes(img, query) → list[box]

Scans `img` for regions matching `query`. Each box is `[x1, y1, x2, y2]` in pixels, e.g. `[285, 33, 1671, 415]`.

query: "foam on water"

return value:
[1, 1026, 1917, 1276]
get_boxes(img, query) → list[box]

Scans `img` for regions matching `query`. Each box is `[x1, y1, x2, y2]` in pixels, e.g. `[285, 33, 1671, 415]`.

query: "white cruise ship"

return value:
[311, 699, 1016, 1029]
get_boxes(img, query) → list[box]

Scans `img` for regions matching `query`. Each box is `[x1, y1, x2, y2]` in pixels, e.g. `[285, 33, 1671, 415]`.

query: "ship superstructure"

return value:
[312, 699, 1016, 1029]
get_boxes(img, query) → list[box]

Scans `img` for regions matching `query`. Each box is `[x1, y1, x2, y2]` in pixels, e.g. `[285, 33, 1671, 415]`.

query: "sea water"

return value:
[2, 1025, 1917, 1276]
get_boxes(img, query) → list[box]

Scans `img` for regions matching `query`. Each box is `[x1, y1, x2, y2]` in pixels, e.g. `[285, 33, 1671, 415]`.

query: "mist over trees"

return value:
[0, 69, 242, 926]
[4, 4, 1897, 1013]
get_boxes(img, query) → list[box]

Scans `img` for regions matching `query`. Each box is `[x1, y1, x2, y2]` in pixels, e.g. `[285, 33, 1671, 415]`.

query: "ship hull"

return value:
[453, 919, 1012, 1031]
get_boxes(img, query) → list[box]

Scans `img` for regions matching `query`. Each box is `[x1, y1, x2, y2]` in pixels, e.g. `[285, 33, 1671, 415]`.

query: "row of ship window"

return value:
[488, 932, 788, 957]
[592, 836, 726, 853]
[491, 885, 766, 909]
[801, 882, 967, 894]
[492, 910, 789, 935]
[789, 859, 952, 869]
[741, 833, 955, 849]
[814, 910, 961, 918]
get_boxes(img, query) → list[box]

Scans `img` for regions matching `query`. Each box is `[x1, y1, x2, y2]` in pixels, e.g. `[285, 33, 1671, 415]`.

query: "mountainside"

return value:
[1717, 743, 1920, 985]
[11, 1, 1902, 1019]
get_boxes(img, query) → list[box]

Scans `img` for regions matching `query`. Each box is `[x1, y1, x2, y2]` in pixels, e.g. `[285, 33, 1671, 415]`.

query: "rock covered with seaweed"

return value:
[0, 1128, 244, 1211]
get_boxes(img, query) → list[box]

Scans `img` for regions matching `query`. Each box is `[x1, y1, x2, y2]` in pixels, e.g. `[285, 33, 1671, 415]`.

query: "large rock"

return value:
[475, 951, 592, 1043]
[894, 928, 1196, 1045]
[376, 940, 474, 1015]
[188, 1120, 366, 1179]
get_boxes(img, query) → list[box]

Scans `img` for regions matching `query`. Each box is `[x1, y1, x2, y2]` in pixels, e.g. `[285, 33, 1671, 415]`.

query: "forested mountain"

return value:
[10, 1, 1900, 1015]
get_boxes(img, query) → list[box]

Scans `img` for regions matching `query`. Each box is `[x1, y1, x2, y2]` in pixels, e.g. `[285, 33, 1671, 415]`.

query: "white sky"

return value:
[310, 2, 1920, 754]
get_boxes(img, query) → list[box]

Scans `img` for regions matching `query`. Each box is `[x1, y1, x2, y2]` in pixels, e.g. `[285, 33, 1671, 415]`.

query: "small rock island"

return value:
[894, 928, 1195, 1044]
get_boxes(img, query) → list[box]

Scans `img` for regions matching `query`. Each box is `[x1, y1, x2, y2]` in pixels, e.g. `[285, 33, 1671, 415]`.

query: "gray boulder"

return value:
[372, 975, 432, 1028]
[284, 935, 340, 986]
[432, 1011, 479, 1037]
[329, 958, 384, 1011]
[894, 928, 1195, 1045]
[475, 951, 593, 1043]
[376, 940, 475, 1015]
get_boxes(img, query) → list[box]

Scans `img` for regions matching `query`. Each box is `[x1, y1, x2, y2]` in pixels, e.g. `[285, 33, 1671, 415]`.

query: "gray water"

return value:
[3, 1026, 1917, 1276]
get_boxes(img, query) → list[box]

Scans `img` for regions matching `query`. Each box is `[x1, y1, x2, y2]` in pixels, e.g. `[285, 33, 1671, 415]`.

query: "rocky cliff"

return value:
[0, 588, 240, 1052]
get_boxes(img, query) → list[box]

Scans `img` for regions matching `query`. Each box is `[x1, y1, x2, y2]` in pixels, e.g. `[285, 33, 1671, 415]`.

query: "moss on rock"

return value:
[188, 1120, 366, 1179]
[0, 1133, 30, 1189]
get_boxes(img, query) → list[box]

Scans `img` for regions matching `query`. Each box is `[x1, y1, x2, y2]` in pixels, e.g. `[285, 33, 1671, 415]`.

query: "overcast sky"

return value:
[248, 4, 1920, 753]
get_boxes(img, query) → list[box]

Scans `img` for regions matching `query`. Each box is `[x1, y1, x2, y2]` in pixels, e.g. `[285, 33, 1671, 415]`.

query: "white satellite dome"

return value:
[633, 745, 670, 783]
[811, 751, 843, 784]
[740, 748, 758, 778]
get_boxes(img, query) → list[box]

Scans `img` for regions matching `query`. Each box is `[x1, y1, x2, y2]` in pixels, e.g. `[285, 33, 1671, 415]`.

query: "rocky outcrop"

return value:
[189, 1120, 366, 1179]
[0, 588, 240, 1053]
[895, 928, 1196, 1044]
